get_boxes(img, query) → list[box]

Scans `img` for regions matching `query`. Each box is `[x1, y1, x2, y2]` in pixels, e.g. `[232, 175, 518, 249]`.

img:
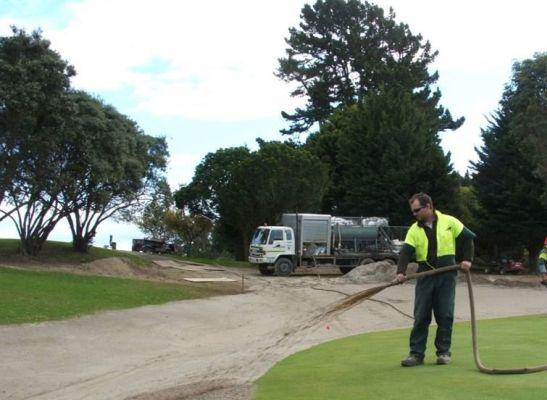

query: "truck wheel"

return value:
[274, 258, 294, 276]
[258, 264, 274, 276]
[360, 258, 374, 265]
[339, 267, 353, 274]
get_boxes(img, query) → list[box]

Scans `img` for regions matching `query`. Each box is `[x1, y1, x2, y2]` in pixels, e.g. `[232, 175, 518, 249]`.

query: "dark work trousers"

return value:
[409, 271, 457, 358]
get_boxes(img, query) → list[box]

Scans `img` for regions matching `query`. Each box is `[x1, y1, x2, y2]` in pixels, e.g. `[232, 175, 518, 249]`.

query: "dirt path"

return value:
[1, 268, 546, 400]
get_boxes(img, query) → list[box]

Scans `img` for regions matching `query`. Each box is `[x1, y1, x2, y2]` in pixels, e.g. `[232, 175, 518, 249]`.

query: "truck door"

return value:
[268, 229, 285, 251]
[284, 228, 294, 254]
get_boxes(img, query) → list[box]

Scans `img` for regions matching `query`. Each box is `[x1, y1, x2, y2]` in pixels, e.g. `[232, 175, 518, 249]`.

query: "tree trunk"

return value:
[20, 236, 46, 256]
[73, 235, 88, 253]
[234, 232, 250, 261]
[72, 231, 95, 253]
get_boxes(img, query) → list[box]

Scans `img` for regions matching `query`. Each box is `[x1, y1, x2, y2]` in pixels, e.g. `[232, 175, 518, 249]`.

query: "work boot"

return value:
[436, 354, 451, 365]
[401, 354, 424, 367]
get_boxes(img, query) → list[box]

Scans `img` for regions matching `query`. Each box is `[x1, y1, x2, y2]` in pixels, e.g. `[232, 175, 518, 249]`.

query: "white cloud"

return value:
[40, 0, 307, 121]
[166, 152, 201, 188]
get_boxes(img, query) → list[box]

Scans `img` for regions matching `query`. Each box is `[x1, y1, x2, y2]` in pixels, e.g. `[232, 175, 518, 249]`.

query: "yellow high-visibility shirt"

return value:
[404, 210, 464, 263]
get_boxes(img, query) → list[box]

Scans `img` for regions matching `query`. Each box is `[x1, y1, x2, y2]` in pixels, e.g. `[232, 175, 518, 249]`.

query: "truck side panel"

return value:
[281, 213, 332, 257]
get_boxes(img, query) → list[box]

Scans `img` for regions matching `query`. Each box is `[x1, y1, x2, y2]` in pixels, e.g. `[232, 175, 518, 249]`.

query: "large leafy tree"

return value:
[505, 53, 546, 203]
[175, 146, 254, 259]
[61, 91, 169, 252]
[135, 178, 173, 240]
[307, 89, 459, 224]
[277, 0, 462, 135]
[472, 54, 547, 265]
[175, 141, 328, 260]
[0, 27, 75, 255]
[164, 211, 213, 257]
[0, 28, 169, 255]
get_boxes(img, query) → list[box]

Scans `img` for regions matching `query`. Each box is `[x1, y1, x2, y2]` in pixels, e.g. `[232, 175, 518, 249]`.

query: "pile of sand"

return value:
[81, 257, 138, 278]
[342, 261, 545, 288]
[343, 261, 419, 283]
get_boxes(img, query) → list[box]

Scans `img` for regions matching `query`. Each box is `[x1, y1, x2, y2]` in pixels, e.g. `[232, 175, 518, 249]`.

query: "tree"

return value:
[175, 141, 328, 260]
[0, 27, 76, 255]
[277, 0, 462, 135]
[175, 146, 253, 259]
[135, 178, 173, 240]
[504, 53, 547, 203]
[472, 54, 547, 266]
[60, 91, 169, 252]
[306, 89, 460, 224]
[164, 211, 213, 257]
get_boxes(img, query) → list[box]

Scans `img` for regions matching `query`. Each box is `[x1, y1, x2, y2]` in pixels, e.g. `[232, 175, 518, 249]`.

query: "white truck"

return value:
[248, 213, 407, 276]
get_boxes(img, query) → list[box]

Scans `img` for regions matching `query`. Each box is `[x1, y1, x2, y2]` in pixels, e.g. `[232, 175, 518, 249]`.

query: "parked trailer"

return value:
[248, 213, 407, 276]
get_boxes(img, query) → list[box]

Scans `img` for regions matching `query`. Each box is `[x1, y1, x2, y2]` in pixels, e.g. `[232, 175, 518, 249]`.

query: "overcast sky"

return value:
[1, 0, 546, 250]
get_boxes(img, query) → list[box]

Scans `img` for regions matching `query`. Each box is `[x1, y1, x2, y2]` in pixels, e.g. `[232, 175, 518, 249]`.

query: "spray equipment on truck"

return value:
[248, 213, 408, 276]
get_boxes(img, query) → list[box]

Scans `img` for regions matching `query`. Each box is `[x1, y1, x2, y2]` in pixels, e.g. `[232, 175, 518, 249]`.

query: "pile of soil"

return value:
[82, 257, 138, 278]
[340, 261, 545, 288]
[342, 261, 419, 283]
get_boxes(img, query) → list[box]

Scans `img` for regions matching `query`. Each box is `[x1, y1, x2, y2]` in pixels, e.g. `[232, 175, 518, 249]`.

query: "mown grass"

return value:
[0, 239, 149, 266]
[255, 315, 547, 400]
[0, 267, 217, 325]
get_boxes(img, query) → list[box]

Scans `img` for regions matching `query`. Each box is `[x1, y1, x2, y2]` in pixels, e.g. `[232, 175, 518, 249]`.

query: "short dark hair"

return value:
[409, 192, 433, 208]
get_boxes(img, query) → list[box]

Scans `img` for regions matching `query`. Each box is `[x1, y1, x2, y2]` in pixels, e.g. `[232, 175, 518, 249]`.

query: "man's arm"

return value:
[396, 244, 415, 281]
[456, 226, 476, 271]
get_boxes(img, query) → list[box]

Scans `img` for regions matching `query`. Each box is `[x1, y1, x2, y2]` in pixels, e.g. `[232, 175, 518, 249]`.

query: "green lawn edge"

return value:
[0, 267, 216, 325]
[255, 314, 547, 400]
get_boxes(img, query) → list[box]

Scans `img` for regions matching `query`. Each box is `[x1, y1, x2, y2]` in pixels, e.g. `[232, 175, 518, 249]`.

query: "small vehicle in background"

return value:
[131, 238, 175, 254]
[482, 258, 526, 275]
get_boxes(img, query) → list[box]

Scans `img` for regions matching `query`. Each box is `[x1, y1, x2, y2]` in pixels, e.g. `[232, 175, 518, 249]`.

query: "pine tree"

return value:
[472, 56, 547, 264]
[308, 89, 459, 225]
[277, 0, 462, 135]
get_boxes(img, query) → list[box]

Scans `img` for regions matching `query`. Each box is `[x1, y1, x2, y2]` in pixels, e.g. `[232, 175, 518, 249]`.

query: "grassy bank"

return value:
[255, 315, 547, 400]
[0, 267, 216, 325]
[0, 239, 149, 266]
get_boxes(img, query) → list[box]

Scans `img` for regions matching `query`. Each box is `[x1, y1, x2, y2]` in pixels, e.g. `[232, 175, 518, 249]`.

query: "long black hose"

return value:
[463, 269, 547, 374]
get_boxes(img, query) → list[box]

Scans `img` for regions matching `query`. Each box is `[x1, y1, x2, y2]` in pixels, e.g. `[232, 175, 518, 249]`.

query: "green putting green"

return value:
[255, 315, 547, 400]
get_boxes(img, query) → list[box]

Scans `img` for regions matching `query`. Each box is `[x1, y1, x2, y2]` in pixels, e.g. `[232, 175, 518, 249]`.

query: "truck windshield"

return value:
[251, 228, 270, 245]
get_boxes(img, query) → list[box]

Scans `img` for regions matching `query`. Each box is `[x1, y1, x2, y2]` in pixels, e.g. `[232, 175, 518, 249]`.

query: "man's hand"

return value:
[396, 273, 407, 283]
[460, 261, 472, 271]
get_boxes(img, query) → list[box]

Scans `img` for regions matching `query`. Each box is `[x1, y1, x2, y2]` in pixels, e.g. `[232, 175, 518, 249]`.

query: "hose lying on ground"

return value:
[321, 264, 547, 374]
[463, 269, 547, 374]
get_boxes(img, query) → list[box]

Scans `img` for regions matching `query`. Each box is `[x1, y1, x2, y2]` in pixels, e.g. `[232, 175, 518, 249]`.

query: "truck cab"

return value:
[248, 226, 296, 276]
